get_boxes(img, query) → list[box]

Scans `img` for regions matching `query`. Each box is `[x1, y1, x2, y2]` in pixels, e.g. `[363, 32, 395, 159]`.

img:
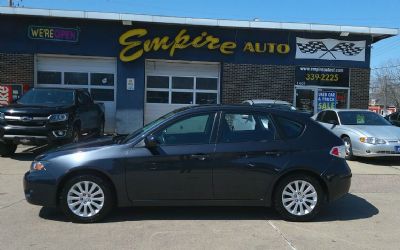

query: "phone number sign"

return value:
[295, 66, 349, 87]
[317, 91, 336, 112]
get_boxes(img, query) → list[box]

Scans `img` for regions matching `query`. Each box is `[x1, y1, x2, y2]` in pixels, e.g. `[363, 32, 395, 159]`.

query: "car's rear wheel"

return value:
[274, 174, 323, 222]
[59, 175, 114, 223]
[0, 141, 17, 157]
[342, 136, 355, 161]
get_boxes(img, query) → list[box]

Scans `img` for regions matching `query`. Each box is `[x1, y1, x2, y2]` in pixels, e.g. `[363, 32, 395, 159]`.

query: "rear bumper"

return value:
[23, 171, 58, 207]
[322, 159, 352, 202]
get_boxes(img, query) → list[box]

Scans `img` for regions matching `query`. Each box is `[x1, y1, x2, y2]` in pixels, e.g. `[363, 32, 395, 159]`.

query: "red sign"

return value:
[0, 85, 12, 106]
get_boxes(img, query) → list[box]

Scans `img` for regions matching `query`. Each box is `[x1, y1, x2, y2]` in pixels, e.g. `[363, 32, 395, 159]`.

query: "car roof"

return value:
[243, 99, 292, 105]
[177, 104, 308, 119]
[320, 109, 372, 113]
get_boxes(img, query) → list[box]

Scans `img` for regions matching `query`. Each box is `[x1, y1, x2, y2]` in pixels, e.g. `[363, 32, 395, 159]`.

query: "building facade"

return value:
[0, 7, 397, 134]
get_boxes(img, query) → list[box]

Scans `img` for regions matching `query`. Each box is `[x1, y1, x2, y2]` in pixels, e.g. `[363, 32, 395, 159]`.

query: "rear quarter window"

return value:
[274, 116, 305, 139]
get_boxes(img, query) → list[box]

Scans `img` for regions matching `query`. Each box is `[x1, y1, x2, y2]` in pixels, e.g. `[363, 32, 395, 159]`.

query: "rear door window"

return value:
[321, 111, 339, 124]
[273, 116, 304, 139]
[219, 113, 277, 143]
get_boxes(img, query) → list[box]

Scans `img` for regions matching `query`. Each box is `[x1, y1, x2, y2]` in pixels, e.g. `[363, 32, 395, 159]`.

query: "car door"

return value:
[389, 113, 400, 127]
[125, 112, 217, 201]
[320, 110, 340, 132]
[212, 110, 292, 200]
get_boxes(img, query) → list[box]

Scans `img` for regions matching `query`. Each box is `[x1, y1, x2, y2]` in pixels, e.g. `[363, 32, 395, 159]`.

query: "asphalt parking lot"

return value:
[1, 146, 400, 250]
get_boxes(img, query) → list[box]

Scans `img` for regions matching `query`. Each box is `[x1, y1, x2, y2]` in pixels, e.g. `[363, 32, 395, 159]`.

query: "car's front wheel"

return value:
[59, 175, 114, 223]
[274, 174, 324, 222]
[342, 136, 355, 160]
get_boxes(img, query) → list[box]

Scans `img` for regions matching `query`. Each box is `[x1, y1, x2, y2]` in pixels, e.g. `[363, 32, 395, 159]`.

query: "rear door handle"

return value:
[190, 154, 208, 161]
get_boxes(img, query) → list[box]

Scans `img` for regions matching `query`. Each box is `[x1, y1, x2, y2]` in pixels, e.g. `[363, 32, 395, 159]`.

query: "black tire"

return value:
[59, 175, 114, 223]
[96, 120, 105, 137]
[71, 125, 80, 144]
[342, 136, 355, 161]
[273, 174, 324, 222]
[0, 141, 17, 157]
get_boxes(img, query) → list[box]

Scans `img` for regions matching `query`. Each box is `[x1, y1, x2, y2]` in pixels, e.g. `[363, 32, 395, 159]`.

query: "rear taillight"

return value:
[330, 145, 346, 159]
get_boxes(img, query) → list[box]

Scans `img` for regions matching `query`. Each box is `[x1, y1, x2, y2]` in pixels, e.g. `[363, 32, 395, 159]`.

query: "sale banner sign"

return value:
[0, 85, 12, 106]
[317, 91, 337, 112]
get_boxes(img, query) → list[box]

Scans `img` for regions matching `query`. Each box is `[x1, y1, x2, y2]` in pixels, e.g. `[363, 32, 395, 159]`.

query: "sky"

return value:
[1, 0, 399, 70]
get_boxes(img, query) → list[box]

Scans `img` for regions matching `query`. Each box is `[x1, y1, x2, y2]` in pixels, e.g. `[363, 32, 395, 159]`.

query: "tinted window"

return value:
[91, 89, 114, 101]
[196, 93, 217, 104]
[274, 116, 304, 139]
[146, 91, 168, 103]
[37, 71, 61, 85]
[316, 111, 325, 121]
[338, 111, 391, 125]
[219, 113, 276, 143]
[196, 78, 218, 90]
[321, 111, 339, 124]
[91, 73, 114, 86]
[172, 77, 194, 89]
[154, 113, 215, 145]
[65, 72, 88, 85]
[147, 76, 169, 89]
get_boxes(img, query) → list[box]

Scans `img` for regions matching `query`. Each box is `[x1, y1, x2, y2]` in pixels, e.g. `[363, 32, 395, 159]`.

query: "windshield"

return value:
[338, 111, 391, 126]
[121, 107, 189, 144]
[17, 89, 74, 106]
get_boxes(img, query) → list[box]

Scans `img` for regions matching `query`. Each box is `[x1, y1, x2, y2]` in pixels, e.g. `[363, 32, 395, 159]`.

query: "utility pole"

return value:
[8, 0, 13, 7]
[383, 75, 388, 115]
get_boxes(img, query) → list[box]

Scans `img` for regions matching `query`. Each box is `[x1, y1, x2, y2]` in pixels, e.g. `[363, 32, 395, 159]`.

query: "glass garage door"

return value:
[145, 60, 220, 125]
[35, 55, 116, 133]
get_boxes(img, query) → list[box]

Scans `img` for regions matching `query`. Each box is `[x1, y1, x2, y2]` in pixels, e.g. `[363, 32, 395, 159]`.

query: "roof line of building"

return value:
[0, 6, 398, 38]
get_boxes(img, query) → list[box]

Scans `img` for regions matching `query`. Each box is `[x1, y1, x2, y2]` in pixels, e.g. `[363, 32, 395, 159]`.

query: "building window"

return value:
[146, 75, 219, 104]
[91, 73, 114, 86]
[64, 72, 89, 85]
[37, 71, 62, 85]
[91, 89, 114, 101]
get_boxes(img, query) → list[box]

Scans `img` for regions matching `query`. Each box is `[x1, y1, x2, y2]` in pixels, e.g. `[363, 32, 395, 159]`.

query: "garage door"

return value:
[35, 55, 116, 133]
[145, 60, 220, 125]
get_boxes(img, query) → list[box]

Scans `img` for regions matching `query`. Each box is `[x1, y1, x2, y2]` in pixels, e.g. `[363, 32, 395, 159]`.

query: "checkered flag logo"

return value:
[296, 41, 329, 54]
[330, 42, 364, 56]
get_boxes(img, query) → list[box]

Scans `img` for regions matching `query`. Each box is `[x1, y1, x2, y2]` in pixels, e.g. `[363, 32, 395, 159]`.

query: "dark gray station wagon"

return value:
[24, 105, 351, 223]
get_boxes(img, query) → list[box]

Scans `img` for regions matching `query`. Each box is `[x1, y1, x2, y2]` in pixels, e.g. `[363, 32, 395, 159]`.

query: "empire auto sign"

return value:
[119, 28, 291, 62]
[119, 28, 366, 63]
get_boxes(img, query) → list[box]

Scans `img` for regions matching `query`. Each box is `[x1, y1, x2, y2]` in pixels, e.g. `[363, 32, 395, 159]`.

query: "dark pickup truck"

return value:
[0, 88, 105, 157]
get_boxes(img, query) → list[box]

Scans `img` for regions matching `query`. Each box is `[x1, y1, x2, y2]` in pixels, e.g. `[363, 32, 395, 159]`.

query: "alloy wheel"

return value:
[67, 181, 105, 218]
[281, 180, 318, 216]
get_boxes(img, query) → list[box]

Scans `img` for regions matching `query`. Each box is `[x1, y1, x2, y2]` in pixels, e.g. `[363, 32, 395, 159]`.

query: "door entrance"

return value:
[294, 86, 350, 114]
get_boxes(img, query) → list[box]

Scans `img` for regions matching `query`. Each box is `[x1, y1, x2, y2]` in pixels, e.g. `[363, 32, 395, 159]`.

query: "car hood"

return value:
[343, 125, 400, 139]
[35, 136, 120, 161]
[0, 103, 74, 116]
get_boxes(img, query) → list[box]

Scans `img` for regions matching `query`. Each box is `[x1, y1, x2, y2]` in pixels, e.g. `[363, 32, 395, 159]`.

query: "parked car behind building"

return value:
[0, 88, 105, 156]
[313, 109, 400, 160]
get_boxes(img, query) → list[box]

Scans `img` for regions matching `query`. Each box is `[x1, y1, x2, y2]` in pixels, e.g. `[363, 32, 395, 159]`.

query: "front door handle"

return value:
[190, 154, 208, 161]
[265, 151, 283, 157]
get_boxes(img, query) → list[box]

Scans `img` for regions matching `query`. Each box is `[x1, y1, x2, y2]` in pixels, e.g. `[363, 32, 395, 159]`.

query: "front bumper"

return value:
[0, 123, 72, 145]
[23, 171, 58, 207]
[353, 142, 400, 157]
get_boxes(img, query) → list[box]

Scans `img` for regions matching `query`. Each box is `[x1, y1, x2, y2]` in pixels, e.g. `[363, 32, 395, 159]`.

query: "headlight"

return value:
[0, 112, 4, 120]
[30, 161, 47, 172]
[49, 113, 69, 123]
[360, 137, 387, 145]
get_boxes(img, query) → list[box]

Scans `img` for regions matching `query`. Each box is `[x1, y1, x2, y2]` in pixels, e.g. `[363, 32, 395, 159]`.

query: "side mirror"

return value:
[144, 135, 158, 148]
[328, 120, 339, 126]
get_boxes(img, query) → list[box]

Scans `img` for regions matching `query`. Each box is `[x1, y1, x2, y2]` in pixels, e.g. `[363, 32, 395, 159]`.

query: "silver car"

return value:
[312, 109, 400, 159]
